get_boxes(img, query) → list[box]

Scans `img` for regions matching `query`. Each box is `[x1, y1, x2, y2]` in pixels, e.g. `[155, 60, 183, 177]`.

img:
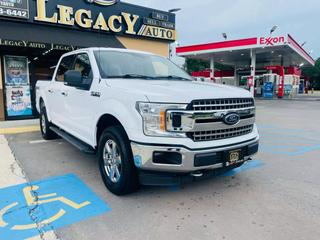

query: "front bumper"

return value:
[131, 137, 259, 173]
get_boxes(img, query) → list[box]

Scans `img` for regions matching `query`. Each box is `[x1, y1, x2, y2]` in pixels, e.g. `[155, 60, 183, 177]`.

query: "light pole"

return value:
[270, 25, 278, 35]
[222, 33, 227, 40]
[168, 8, 181, 59]
[168, 8, 181, 13]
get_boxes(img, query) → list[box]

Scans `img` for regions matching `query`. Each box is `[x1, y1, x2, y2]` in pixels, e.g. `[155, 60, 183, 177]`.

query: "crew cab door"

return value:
[61, 52, 96, 144]
[49, 54, 76, 127]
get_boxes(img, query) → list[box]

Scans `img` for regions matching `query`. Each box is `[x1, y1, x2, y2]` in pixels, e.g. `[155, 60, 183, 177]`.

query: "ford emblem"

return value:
[223, 113, 240, 125]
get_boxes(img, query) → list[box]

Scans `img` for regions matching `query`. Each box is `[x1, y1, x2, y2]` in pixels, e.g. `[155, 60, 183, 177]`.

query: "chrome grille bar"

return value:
[188, 125, 254, 142]
[191, 98, 254, 111]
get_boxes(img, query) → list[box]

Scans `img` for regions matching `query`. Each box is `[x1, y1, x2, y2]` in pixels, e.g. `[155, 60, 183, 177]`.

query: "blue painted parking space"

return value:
[0, 174, 111, 240]
[258, 125, 320, 156]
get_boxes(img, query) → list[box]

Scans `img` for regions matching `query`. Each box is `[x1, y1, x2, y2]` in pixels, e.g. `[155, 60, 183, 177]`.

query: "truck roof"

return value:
[62, 47, 156, 58]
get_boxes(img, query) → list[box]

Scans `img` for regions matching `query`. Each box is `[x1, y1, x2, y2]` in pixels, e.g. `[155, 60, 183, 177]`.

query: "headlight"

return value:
[136, 102, 187, 137]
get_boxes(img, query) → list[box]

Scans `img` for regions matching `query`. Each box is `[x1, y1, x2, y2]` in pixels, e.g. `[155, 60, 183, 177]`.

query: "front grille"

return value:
[190, 98, 254, 111]
[188, 125, 254, 142]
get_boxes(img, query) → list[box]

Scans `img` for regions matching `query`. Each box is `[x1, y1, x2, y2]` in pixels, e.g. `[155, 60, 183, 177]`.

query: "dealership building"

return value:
[0, 0, 176, 121]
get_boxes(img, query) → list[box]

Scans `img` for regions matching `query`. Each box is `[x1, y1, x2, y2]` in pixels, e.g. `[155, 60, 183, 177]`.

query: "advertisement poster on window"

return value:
[4, 55, 32, 117]
[5, 86, 32, 116]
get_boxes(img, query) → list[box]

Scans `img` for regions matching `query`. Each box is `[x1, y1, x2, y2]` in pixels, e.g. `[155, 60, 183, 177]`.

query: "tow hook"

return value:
[190, 171, 203, 177]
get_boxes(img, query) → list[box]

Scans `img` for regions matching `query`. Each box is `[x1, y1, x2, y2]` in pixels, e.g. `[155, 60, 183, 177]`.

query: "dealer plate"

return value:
[228, 149, 242, 165]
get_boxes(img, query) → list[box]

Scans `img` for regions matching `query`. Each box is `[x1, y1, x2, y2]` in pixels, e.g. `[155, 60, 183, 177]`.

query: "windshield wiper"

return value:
[156, 75, 192, 81]
[106, 74, 155, 79]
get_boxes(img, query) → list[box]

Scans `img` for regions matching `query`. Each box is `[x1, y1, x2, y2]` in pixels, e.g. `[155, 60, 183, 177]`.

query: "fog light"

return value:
[153, 152, 182, 165]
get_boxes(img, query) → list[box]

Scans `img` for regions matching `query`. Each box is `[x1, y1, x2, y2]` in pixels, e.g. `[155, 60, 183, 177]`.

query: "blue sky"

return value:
[125, 0, 319, 60]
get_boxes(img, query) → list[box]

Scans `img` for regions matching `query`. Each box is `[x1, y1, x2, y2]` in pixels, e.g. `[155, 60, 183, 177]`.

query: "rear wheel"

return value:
[98, 126, 139, 195]
[39, 104, 57, 140]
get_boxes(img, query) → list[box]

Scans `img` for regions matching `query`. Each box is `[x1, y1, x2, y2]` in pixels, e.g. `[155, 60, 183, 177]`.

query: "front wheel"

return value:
[98, 126, 139, 195]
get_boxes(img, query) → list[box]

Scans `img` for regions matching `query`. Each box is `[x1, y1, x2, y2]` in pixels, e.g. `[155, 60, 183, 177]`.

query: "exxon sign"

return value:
[259, 36, 286, 46]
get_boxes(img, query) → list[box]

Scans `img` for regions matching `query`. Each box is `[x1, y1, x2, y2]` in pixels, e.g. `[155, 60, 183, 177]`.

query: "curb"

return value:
[0, 125, 40, 135]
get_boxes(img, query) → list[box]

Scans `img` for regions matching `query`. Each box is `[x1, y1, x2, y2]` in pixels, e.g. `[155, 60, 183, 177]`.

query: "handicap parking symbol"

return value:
[0, 174, 111, 240]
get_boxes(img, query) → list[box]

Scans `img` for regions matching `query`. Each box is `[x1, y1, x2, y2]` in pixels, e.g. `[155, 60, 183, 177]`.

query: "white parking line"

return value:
[29, 140, 49, 144]
[29, 139, 62, 144]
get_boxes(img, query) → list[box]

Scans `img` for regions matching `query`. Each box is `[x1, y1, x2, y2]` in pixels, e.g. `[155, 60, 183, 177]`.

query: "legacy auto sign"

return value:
[0, 0, 176, 41]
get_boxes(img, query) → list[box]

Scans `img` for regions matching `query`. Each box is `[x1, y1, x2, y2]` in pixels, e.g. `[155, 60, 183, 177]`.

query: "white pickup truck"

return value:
[36, 48, 259, 195]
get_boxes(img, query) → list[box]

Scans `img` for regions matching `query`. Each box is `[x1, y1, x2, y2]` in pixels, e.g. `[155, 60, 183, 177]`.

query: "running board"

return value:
[50, 126, 96, 155]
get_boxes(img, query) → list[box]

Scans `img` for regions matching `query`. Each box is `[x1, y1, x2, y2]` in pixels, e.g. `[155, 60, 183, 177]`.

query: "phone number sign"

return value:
[0, 0, 29, 19]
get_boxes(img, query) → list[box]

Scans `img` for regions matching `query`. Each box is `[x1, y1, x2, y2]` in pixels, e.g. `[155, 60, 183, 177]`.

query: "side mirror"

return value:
[64, 70, 83, 88]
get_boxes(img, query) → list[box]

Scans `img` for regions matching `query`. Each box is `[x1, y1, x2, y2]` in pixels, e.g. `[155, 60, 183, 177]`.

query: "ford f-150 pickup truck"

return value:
[36, 48, 259, 195]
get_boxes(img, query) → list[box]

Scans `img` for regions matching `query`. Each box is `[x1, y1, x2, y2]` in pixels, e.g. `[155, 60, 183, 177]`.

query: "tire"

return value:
[39, 103, 58, 140]
[98, 126, 139, 195]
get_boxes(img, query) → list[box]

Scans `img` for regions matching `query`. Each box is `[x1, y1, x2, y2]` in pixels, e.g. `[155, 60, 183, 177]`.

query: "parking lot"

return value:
[1, 99, 320, 240]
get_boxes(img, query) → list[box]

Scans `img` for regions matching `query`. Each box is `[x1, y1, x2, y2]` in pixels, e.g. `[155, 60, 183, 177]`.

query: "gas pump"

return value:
[299, 79, 305, 94]
[265, 66, 285, 98]
[262, 74, 278, 98]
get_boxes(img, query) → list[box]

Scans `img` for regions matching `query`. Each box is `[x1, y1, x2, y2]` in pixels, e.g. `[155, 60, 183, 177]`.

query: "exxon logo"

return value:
[259, 36, 285, 46]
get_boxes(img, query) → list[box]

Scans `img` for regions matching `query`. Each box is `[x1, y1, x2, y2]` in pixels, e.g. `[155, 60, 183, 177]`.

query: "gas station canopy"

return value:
[176, 34, 315, 68]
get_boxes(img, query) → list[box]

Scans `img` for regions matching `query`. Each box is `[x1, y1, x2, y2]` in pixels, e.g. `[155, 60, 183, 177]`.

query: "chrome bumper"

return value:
[131, 137, 259, 173]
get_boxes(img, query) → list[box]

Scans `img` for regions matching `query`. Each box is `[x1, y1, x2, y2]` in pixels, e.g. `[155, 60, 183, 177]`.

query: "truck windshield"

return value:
[94, 50, 192, 81]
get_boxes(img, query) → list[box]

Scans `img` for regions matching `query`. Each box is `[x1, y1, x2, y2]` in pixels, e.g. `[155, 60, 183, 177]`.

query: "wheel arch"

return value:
[95, 114, 129, 148]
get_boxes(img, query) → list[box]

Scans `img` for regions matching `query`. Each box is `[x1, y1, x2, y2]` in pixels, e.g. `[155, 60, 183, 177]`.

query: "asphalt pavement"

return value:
[1, 99, 320, 240]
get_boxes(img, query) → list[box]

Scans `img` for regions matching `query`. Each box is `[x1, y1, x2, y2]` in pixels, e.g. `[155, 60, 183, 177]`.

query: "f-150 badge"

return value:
[86, 0, 119, 6]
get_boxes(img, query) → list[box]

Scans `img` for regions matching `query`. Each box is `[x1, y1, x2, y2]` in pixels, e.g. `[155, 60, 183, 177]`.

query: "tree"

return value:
[302, 58, 320, 90]
[185, 59, 210, 74]
[185, 59, 234, 74]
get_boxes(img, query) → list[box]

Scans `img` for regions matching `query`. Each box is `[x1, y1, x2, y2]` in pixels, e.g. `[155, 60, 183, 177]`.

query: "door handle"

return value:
[48, 89, 54, 93]
[61, 91, 68, 96]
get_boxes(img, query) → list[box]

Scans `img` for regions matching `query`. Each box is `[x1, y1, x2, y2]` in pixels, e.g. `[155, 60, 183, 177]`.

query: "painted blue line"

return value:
[260, 145, 297, 149]
[259, 144, 320, 156]
[260, 133, 319, 142]
[260, 138, 317, 144]
[287, 144, 320, 156]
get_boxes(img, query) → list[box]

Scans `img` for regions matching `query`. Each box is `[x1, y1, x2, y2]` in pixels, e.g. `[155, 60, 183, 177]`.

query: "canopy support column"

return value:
[234, 65, 237, 86]
[210, 57, 215, 82]
[249, 49, 256, 96]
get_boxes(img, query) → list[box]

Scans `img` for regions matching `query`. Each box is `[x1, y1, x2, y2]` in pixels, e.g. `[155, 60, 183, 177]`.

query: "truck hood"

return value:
[105, 79, 252, 103]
